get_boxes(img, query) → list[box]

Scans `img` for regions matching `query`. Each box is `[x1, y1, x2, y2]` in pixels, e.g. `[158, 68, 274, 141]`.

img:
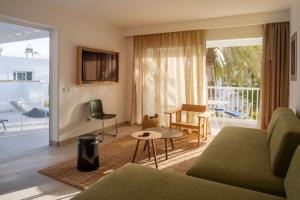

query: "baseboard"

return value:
[50, 121, 130, 147]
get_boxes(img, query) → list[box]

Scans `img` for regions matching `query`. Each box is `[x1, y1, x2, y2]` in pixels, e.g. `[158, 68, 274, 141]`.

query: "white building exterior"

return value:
[0, 56, 49, 112]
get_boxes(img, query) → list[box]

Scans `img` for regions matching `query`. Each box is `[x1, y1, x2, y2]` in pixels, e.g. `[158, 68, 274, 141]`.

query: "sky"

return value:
[0, 37, 49, 59]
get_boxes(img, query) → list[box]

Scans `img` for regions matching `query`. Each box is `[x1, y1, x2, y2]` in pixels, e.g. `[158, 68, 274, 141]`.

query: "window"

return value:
[13, 71, 33, 81]
[206, 38, 262, 87]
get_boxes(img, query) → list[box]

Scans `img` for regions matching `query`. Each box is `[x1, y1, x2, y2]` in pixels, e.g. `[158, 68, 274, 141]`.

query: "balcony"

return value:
[0, 101, 49, 135]
[207, 86, 260, 133]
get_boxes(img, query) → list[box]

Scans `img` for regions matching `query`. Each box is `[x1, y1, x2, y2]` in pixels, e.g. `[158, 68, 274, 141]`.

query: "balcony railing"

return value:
[207, 86, 260, 132]
[0, 101, 49, 133]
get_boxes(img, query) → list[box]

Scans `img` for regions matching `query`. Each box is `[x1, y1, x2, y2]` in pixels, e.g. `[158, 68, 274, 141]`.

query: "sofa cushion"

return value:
[71, 163, 285, 200]
[187, 126, 285, 196]
[284, 146, 300, 200]
[266, 107, 295, 144]
[269, 115, 300, 177]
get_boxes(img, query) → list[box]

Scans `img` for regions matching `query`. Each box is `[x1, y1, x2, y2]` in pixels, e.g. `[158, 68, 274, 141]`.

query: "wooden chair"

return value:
[164, 104, 209, 146]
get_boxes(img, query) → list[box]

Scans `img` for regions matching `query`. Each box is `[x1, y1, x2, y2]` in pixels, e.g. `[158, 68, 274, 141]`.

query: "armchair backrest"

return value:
[89, 99, 104, 118]
[181, 104, 206, 113]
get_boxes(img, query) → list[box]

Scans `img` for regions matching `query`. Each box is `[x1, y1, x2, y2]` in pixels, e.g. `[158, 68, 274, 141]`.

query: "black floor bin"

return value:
[77, 134, 99, 172]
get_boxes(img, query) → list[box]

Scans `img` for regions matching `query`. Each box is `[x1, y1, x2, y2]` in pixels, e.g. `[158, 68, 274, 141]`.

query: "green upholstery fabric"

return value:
[266, 107, 295, 144]
[269, 115, 300, 177]
[89, 99, 116, 120]
[284, 146, 300, 200]
[89, 99, 104, 117]
[71, 163, 285, 200]
[93, 113, 116, 120]
[187, 126, 285, 196]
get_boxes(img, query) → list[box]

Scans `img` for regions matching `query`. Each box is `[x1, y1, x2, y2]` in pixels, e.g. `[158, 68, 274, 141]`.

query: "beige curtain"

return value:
[131, 30, 206, 125]
[261, 22, 290, 129]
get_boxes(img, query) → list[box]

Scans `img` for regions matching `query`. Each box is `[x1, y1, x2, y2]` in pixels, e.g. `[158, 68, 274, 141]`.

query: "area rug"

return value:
[39, 132, 213, 190]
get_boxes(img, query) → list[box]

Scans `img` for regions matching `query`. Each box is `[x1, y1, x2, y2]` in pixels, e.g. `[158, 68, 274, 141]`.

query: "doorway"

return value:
[0, 20, 53, 161]
[205, 38, 263, 133]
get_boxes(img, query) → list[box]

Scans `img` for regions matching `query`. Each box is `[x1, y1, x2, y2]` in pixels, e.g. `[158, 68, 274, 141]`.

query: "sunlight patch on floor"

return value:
[0, 185, 80, 200]
[139, 137, 214, 169]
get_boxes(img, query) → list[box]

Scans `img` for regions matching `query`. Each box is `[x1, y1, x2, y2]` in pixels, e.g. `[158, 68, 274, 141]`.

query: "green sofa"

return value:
[71, 107, 300, 200]
[187, 107, 300, 196]
[71, 146, 300, 200]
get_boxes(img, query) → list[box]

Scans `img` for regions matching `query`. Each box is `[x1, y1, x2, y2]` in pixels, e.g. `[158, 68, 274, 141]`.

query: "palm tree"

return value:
[207, 46, 262, 87]
[206, 46, 262, 115]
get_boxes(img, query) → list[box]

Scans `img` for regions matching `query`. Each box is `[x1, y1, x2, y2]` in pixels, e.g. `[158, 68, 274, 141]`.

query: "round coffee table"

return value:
[145, 127, 183, 160]
[131, 131, 161, 168]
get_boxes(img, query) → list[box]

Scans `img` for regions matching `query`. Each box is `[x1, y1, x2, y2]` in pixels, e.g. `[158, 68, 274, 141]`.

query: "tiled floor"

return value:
[0, 125, 140, 200]
[0, 129, 49, 163]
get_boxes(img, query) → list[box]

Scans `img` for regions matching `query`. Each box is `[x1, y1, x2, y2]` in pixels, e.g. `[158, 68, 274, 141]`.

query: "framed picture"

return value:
[291, 32, 297, 81]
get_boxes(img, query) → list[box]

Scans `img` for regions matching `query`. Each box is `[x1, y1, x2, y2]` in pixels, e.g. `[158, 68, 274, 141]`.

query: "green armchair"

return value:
[89, 99, 118, 142]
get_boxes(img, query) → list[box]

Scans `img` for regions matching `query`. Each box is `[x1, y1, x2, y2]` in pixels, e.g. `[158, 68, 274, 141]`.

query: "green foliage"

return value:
[208, 46, 262, 87]
[44, 100, 49, 108]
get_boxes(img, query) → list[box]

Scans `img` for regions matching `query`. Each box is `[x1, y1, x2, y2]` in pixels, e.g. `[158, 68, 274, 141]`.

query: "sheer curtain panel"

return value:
[131, 30, 206, 125]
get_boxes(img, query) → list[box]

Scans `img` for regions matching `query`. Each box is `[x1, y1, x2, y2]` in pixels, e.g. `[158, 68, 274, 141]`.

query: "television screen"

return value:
[77, 47, 119, 84]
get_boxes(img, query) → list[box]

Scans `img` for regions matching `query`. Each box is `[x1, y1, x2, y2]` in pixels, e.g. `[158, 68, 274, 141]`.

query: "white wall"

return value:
[0, 0, 130, 142]
[289, 0, 300, 116]
[205, 25, 262, 41]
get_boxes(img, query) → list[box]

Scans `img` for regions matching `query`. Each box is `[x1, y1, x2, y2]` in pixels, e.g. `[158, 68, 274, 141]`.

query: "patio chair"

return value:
[89, 99, 118, 142]
[23, 107, 49, 118]
[10, 101, 49, 118]
[0, 119, 8, 132]
[224, 103, 252, 119]
[9, 101, 29, 113]
[9, 100, 49, 131]
[165, 104, 209, 146]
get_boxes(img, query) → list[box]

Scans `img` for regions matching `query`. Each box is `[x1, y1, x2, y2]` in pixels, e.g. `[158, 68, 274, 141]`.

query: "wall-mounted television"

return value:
[77, 46, 119, 84]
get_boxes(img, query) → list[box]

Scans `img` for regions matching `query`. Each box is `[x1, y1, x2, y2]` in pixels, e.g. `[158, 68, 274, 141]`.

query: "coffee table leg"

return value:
[151, 139, 158, 168]
[132, 139, 140, 163]
[165, 139, 168, 160]
[205, 118, 208, 140]
[170, 138, 174, 149]
[143, 141, 148, 151]
[147, 141, 151, 160]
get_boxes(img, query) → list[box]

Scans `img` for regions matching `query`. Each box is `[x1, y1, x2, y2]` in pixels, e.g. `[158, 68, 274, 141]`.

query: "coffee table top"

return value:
[131, 131, 162, 140]
[145, 127, 183, 139]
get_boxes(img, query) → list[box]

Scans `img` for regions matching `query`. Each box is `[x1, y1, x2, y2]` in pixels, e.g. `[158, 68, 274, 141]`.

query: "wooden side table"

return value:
[131, 131, 161, 168]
